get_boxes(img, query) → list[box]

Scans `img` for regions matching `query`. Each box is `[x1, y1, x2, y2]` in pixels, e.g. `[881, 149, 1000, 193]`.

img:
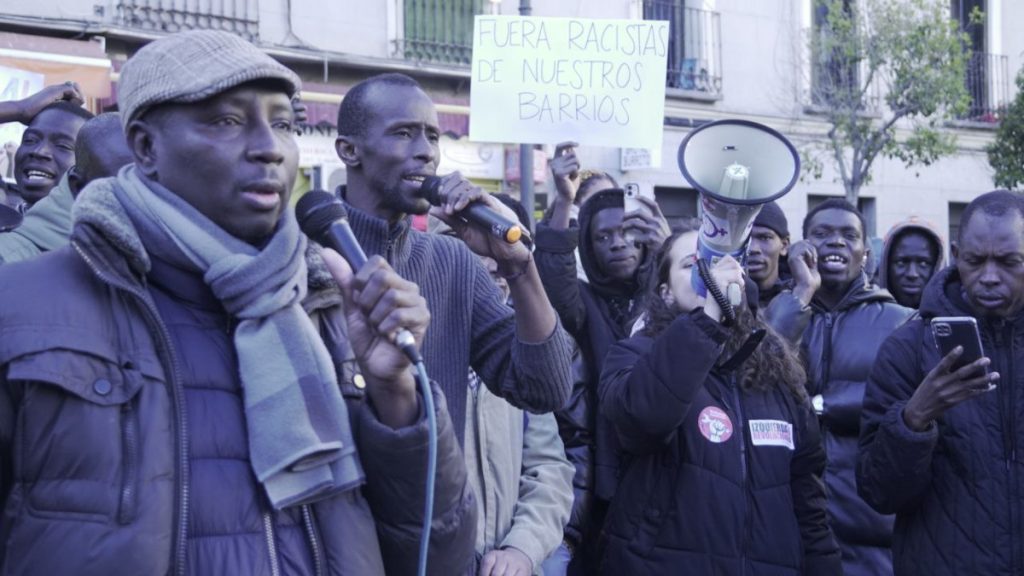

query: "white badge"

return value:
[748, 419, 794, 450]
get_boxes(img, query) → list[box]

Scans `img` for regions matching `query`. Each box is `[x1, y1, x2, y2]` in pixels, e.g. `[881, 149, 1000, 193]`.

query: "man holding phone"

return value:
[858, 190, 1023, 576]
[535, 141, 670, 574]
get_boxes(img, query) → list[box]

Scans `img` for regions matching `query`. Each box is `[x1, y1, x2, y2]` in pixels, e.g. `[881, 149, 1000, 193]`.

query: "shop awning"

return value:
[0, 32, 111, 99]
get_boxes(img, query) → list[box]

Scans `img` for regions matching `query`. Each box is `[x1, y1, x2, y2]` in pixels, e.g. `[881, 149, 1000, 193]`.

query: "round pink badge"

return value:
[697, 406, 733, 444]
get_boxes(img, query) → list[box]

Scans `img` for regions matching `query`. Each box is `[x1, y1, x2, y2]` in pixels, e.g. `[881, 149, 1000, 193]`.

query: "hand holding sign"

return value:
[550, 141, 580, 202]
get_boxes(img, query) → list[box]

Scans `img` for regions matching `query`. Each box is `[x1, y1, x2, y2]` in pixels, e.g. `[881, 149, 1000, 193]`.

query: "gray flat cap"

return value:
[118, 30, 301, 130]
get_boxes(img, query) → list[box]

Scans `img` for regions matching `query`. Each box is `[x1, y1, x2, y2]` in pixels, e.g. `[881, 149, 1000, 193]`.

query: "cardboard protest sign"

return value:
[469, 15, 669, 149]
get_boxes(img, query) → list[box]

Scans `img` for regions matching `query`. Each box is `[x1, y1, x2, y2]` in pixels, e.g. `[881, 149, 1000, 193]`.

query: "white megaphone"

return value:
[678, 119, 800, 318]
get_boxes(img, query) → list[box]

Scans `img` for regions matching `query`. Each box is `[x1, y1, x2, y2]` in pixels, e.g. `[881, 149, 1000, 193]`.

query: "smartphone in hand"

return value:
[931, 316, 994, 389]
[623, 183, 643, 214]
[622, 183, 653, 244]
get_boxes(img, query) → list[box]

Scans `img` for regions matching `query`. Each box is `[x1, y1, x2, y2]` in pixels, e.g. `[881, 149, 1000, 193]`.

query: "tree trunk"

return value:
[845, 184, 859, 206]
[845, 173, 860, 206]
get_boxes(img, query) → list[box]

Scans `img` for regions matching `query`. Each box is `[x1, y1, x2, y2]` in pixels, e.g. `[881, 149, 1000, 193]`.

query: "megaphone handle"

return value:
[697, 258, 737, 326]
[727, 283, 742, 307]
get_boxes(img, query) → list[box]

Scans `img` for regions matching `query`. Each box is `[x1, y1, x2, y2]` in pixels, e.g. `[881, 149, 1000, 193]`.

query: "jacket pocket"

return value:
[8, 349, 145, 523]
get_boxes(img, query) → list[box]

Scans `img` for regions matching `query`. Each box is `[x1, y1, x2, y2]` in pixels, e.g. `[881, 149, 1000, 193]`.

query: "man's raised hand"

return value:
[903, 346, 1000, 432]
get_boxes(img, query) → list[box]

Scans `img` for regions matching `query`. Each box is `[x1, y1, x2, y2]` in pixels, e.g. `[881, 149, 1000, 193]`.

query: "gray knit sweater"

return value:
[342, 196, 574, 443]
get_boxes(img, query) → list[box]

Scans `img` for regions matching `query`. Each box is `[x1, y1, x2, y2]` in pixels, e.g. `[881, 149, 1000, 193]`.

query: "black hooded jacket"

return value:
[534, 189, 653, 550]
[858, 266, 1024, 576]
[765, 275, 913, 576]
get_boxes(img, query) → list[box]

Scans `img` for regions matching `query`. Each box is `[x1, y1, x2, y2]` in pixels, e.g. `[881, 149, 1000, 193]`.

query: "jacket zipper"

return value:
[118, 401, 139, 524]
[73, 242, 191, 576]
[731, 376, 749, 576]
[302, 505, 325, 576]
[820, 313, 835, 396]
[1011, 327, 1019, 575]
[262, 511, 282, 576]
[988, 320, 1019, 574]
[993, 324, 1015, 468]
[995, 322, 1020, 574]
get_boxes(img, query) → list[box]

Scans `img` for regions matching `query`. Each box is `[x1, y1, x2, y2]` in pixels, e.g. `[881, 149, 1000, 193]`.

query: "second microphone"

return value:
[416, 176, 523, 244]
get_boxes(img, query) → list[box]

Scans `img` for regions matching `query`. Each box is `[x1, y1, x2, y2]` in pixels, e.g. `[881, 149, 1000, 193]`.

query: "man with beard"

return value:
[333, 72, 572, 416]
[333, 74, 572, 574]
[0, 112, 134, 263]
[0, 83, 92, 211]
[765, 198, 913, 576]
[859, 190, 1021, 576]
[877, 217, 944, 309]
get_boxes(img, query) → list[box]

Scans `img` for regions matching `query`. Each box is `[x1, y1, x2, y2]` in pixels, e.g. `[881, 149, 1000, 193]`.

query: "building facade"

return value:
[0, 0, 1020, 247]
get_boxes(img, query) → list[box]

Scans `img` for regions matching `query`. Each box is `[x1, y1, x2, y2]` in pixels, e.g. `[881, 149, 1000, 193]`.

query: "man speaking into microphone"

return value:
[332, 73, 573, 450]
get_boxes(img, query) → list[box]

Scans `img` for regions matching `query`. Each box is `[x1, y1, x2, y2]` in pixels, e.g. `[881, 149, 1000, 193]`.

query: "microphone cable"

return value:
[294, 191, 438, 575]
[697, 258, 737, 326]
[391, 339, 435, 576]
[412, 358, 436, 576]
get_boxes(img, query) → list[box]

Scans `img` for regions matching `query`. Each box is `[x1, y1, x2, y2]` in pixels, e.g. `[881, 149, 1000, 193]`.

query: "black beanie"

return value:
[753, 201, 789, 239]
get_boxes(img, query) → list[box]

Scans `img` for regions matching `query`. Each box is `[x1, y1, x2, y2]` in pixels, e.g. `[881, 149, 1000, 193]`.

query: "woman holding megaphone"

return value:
[597, 229, 841, 575]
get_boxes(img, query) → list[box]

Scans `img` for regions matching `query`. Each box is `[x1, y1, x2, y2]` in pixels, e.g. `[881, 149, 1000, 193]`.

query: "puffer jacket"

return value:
[598, 309, 841, 575]
[766, 274, 913, 575]
[858, 266, 1024, 576]
[0, 193, 476, 575]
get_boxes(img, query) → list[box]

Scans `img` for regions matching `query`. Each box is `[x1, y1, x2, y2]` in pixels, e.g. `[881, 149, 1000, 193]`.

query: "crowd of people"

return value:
[0, 29, 1021, 576]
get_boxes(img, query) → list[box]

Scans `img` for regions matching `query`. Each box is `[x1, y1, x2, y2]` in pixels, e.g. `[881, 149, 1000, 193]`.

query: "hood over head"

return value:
[578, 188, 653, 299]
[878, 216, 945, 290]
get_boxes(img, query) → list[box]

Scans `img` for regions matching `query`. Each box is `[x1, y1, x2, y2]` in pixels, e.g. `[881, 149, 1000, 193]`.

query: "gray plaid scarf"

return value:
[78, 166, 363, 509]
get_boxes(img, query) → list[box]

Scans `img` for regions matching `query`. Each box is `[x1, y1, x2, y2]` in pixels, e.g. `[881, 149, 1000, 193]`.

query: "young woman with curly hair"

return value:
[597, 229, 841, 575]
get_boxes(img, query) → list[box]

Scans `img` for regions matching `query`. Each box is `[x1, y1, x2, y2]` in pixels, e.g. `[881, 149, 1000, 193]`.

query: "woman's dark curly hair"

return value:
[642, 229, 808, 402]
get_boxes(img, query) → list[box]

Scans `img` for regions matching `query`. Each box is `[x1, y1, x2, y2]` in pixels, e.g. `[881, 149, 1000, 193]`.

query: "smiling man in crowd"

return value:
[0, 83, 92, 212]
[0, 112, 134, 264]
[765, 198, 913, 576]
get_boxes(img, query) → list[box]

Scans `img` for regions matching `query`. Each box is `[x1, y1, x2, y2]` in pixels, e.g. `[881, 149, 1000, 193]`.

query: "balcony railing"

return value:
[397, 0, 484, 66]
[643, 2, 722, 96]
[114, 0, 259, 41]
[958, 51, 1009, 124]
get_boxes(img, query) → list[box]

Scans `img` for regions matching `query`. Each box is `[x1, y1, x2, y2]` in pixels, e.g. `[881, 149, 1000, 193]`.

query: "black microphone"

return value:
[417, 176, 523, 244]
[296, 191, 420, 362]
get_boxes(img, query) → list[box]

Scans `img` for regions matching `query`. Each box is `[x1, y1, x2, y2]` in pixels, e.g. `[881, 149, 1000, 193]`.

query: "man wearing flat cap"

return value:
[0, 30, 475, 576]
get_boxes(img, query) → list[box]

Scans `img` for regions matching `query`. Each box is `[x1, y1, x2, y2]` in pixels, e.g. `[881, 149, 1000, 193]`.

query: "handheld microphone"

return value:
[296, 191, 419, 363]
[297, 191, 438, 576]
[417, 176, 523, 244]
